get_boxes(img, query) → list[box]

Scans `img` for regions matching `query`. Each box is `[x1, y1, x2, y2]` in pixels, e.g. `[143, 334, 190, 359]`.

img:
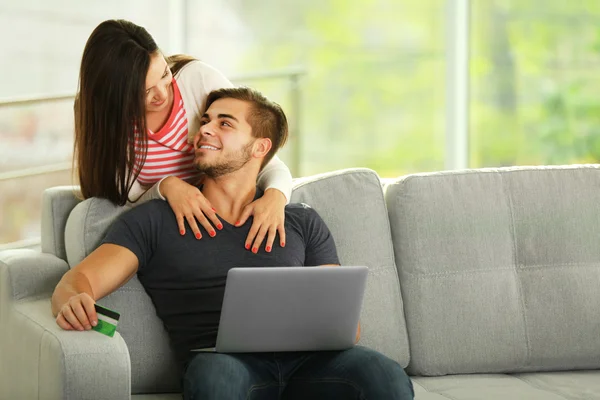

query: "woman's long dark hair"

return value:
[74, 19, 196, 205]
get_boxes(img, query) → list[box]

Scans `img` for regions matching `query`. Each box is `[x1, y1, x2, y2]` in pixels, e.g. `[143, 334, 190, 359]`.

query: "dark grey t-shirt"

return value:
[102, 192, 339, 365]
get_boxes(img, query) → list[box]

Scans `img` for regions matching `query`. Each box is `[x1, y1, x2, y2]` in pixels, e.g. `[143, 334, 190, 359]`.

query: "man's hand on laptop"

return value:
[55, 293, 98, 331]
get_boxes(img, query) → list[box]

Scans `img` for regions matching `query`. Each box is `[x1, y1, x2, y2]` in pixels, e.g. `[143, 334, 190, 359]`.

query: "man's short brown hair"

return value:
[205, 87, 289, 167]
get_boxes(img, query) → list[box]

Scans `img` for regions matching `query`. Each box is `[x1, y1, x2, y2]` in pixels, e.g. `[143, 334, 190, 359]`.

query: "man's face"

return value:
[193, 98, 256, 178]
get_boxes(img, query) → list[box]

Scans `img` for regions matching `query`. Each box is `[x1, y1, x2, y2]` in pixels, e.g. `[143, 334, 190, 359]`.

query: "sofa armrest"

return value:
[0, 249, 69, 301]
[0, 297, 131, 400]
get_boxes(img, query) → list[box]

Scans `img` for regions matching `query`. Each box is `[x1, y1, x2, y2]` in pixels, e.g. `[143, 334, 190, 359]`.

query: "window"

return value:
[470, 0, 600, 167]
[2, 1, 599, 246]
[0, 1, 172, 245]
[187, 0, 447, 177]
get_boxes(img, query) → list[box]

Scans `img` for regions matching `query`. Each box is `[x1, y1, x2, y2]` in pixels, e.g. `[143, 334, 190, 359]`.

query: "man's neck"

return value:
[201, 172, 257, 225]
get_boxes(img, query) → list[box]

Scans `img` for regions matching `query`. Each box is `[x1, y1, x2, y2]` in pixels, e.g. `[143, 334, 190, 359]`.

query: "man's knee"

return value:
[183, 353, 253, 400]
[342, 346, 414, 399]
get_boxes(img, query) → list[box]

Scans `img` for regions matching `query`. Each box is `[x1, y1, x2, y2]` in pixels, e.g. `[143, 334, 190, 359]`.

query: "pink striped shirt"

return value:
[134, 79, 199, 186]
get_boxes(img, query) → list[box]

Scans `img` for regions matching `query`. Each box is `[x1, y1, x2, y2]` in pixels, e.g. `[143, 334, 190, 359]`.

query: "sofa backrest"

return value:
[60, 168, 410, 393]
[41, 186, 81, 261]
[385, 165, 600, 376]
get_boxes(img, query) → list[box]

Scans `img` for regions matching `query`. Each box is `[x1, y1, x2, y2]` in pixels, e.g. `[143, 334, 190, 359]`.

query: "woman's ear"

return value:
[253, 138, 272, 159]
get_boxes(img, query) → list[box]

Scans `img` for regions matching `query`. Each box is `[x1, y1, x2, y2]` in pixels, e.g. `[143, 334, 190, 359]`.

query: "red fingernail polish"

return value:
[235, 221, 241, 226]
[180, 230, 185, 235]
[266, 246, 271, 252]
[212, 208, 217, 212]
[217, 224, 223, 230]
[195, 233, 201, 239]
[245, 243, 250, 250]
[252, 247, 258, 253]
[210, 231, 216, 237]
[281, 242, 285, 247]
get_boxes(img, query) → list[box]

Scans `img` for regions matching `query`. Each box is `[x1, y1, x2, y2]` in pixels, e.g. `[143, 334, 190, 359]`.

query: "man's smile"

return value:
[196, 141, 222, 153]
[199, 145, 219, 150]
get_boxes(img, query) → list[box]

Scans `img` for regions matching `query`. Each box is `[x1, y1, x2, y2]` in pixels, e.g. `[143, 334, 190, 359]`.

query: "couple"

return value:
[54, 20, 414, 400]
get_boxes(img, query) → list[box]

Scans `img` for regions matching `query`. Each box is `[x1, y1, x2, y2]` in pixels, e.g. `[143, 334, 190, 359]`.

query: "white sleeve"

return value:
[126, 177, 167, 207]
[256, 155, 293, 204]
[176, 61, 235, 143]
[199, 62, 235, 93]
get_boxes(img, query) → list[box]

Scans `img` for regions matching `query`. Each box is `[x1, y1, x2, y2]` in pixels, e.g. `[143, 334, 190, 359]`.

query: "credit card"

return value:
[93, 304, 120, 337]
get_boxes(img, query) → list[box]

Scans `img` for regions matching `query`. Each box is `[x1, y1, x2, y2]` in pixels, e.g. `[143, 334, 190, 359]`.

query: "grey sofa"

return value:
[1, 165, 599, 399]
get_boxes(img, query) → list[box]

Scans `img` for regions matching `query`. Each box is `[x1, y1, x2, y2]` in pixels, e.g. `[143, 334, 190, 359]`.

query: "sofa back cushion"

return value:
[385, 165, 600, 376]
[291, 168, 410, 367]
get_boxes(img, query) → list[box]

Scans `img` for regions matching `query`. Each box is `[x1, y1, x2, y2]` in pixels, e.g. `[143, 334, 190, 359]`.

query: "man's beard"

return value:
[194, 141, 254, 179]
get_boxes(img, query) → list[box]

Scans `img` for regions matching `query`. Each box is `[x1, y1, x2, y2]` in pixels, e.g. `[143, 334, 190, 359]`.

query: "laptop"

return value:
[214, 266, 368, 353]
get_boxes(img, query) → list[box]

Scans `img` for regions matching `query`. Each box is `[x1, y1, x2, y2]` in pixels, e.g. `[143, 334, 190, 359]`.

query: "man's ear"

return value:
[253, 138, 272, 159]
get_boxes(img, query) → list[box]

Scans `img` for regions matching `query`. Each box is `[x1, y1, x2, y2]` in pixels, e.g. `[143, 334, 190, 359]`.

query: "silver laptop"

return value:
[214, 266, 368, 353]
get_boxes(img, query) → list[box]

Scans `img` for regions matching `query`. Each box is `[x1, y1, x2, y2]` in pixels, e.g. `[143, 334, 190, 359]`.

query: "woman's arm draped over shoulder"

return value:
[177, 61, 235, 144]
[256, 155, 293, 204]
[127, 178, 166, 206]
[199, 61, 235, 94]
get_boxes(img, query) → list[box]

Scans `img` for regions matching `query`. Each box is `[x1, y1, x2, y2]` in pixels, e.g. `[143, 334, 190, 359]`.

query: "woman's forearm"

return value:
[126, 178, 166, 206]
[256, 155, 293, 203]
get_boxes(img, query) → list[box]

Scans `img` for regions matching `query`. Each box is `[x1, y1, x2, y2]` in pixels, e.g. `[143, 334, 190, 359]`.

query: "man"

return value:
[51, 87, 414, 399]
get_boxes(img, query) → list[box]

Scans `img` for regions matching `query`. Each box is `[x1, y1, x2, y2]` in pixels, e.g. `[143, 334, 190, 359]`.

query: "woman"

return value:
[74, 19, 291, 252]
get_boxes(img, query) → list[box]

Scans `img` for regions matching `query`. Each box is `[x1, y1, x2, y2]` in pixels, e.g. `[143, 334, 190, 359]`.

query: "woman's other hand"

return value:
[236, 188, 287, 253]
[160, 176, 222, 239]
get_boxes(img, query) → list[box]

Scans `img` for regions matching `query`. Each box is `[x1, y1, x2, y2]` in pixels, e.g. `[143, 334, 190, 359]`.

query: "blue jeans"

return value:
[183, 346, 414, 400]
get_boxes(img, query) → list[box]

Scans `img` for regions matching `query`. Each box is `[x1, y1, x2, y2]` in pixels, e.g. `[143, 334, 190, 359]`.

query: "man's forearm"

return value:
[51, 271, 95, 317]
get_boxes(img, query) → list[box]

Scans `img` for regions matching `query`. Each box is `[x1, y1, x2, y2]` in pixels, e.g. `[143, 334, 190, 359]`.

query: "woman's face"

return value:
[145, 53, 173, 113]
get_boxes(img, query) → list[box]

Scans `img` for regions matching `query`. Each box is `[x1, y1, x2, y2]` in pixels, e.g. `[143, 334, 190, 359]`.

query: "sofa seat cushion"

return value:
[412, 370, 600, 400]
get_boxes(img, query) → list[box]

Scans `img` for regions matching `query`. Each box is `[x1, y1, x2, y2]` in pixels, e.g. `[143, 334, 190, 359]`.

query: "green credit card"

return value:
[93, 304, 120, 337]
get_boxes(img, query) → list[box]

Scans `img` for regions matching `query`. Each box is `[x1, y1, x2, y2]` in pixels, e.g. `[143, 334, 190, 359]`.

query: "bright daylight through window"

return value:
[1, 0, 598, 245]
